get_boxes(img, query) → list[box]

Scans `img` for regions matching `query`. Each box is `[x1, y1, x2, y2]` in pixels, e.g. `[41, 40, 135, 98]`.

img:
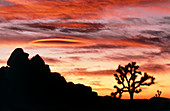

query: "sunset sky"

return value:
[0, 0, 170, 99]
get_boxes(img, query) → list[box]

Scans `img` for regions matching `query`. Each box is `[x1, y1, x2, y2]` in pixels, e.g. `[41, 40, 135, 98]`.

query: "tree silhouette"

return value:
[155, 90, 162, 97]
[112, 62, 155, 100]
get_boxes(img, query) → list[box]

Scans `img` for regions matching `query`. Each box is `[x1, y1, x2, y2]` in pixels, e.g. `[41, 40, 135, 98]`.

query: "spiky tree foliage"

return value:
[155, 90, 162, 97]
[111, 86, 123, 99]
[112, 62, 155, 100]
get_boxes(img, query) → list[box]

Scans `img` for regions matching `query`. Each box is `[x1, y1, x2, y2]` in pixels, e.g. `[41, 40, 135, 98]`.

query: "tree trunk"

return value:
[130, 92, 134, 100]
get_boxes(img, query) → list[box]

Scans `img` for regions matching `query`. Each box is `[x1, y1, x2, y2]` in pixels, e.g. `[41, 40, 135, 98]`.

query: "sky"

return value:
[0, 0, 170, 99]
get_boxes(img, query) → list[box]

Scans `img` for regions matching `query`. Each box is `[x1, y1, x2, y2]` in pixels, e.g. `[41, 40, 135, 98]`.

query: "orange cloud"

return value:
[90, 38, 160, 49]
[29, 36, 161, 48]
[0, 0, 168, 20]
[62, 69, 116, 76]
[27, 22, 104, 29]
[29, 37, 94, 47]
[0, 39, 29, 47]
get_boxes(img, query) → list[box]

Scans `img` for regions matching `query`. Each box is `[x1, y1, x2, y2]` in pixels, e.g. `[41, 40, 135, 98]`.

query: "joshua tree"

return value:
[111, 86, 123, 99]
[112, 62, 155, 100]
[155, 90, 162, 97]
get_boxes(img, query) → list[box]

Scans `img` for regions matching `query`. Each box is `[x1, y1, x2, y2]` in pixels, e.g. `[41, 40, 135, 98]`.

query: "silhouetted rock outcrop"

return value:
[7, 48, 29, 68]
[0, 48, 98, 111]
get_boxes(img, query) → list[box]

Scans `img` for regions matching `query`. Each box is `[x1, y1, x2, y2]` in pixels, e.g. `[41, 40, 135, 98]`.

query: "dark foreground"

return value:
[1, 96, 170, 111]
[0, 48, 169, 111]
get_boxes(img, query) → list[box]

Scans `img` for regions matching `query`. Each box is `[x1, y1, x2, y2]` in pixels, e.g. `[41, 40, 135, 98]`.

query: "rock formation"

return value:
[0, 48, 97, 111]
